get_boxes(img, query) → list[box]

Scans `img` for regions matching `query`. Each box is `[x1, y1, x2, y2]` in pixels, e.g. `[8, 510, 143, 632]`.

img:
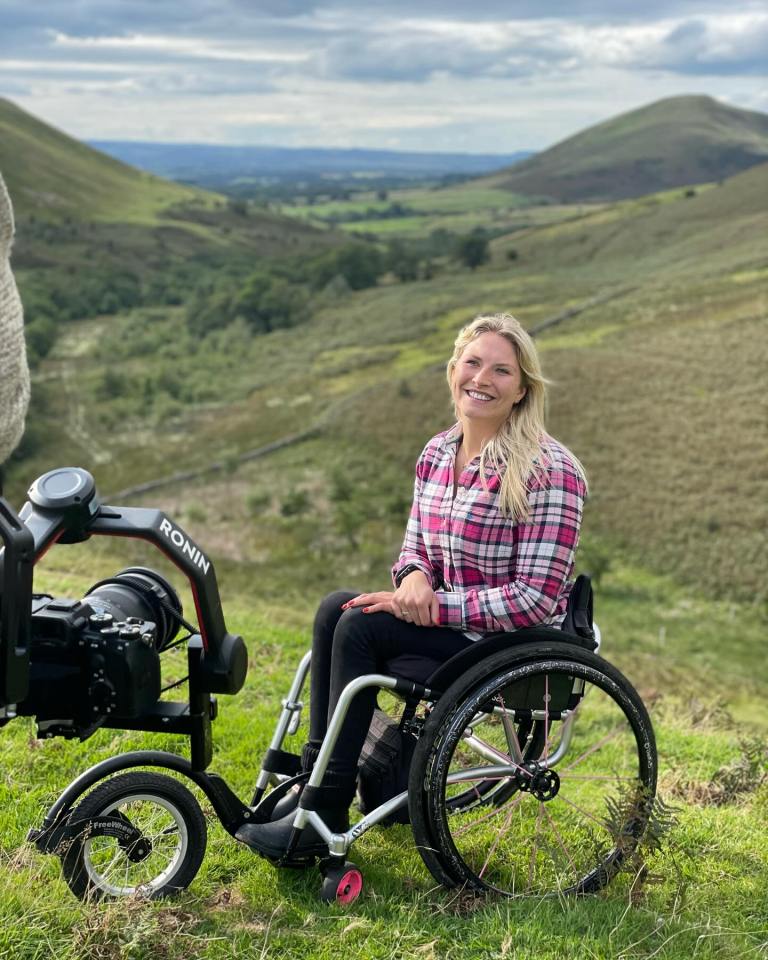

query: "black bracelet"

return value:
[395, 563, 427, 588]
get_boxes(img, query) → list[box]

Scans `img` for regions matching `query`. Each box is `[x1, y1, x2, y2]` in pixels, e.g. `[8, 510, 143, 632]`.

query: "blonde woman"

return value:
[238, 314, 587, 858]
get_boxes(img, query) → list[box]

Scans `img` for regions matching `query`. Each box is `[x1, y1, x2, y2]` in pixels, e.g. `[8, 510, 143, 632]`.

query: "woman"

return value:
[0, 172, 30, 476]
[237, 313, 587, 858]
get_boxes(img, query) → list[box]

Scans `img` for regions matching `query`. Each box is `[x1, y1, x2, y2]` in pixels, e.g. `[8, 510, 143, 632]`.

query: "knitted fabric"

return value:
[0, 172, 30, 465]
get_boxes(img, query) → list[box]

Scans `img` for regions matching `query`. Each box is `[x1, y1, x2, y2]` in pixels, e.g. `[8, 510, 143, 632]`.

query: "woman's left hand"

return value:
[341, 590, 408, 620]
[342, 586, 438, 627]
[342, 592, 403, 618]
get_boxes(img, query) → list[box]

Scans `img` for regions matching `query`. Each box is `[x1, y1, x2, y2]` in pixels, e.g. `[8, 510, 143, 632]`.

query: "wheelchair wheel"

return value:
[410, 644, 656, 898]
[60, 771, 207, 900]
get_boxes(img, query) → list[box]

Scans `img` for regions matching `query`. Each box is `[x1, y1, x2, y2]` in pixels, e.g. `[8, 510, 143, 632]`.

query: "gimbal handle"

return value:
[0, 496, 34, 706]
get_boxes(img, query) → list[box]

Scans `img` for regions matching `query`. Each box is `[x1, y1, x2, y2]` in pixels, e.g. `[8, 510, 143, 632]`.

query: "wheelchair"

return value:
[33, 574, 658, 906]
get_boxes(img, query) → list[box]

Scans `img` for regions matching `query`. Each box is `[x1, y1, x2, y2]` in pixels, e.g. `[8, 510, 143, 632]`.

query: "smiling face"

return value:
[451, 331, 527, 436]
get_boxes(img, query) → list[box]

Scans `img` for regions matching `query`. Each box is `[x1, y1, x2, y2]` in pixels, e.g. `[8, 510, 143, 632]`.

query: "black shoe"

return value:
[236, 805, 350, 862]
[259, 742, 322, 822]
[268, 781, 304, 821]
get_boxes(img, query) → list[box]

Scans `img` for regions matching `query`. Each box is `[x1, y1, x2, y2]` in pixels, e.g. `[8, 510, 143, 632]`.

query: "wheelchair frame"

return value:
[251, 624, 602, 860]
[31, 618, 659, 905]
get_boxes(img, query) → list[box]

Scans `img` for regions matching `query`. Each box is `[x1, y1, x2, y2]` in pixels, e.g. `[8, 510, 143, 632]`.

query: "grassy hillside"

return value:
[1, 98, 345, 373]
[0, 97, 210, 223]
[0, 557, 765, 960]
[11, 165, 764, 605]
[481, 96, 768, 202]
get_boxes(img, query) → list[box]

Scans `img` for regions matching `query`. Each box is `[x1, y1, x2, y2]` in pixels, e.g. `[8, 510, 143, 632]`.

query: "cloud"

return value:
[313, 13, 768, 83]
[0, 2, 765, 151]
[647, 15, 768, 74]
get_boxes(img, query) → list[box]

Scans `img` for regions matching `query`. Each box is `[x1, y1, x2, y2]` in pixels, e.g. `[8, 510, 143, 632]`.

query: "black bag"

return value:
[357, 707, 417, 825]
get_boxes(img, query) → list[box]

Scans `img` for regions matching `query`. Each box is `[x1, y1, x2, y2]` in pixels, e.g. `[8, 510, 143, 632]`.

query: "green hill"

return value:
[483, 95, 768, 202]
[0, 97, 208, 222]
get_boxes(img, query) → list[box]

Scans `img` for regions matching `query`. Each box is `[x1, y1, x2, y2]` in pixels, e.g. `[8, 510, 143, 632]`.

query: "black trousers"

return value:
[307, 590, 475, 780]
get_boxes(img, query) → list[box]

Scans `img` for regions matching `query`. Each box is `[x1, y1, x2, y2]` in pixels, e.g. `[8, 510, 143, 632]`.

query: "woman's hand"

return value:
[342, 591, 400, 617]
[394, 569, 439, 626]
[342, 571, 439, 626]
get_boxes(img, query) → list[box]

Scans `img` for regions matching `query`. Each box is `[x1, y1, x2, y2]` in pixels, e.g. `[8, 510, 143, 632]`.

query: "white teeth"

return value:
[467, 390, 493, 401]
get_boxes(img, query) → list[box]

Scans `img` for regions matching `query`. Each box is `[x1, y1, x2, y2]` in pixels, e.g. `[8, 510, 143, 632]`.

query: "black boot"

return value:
[267, 744, 321, 821]
[236, 774, 356, 862]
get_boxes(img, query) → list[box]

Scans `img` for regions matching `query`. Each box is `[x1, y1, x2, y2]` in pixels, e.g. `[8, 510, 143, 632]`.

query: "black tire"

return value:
[60, 771, 207, 900]
[409, 643, 657, 898]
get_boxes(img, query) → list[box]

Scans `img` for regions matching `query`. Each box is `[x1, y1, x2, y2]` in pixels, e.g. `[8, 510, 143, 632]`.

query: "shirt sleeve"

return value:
[435, 463, 585, 631]
[391, 450, 438, 589]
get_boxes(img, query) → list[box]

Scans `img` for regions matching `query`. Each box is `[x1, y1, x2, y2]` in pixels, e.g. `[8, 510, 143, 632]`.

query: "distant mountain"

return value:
[483, 95, 768, 202]
[0, 97, 205, 221]
[88, 141, 531, 187]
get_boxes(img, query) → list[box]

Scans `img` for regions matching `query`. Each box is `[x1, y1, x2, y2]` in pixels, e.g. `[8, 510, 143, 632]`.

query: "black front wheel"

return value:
[59, 771, 207, 900]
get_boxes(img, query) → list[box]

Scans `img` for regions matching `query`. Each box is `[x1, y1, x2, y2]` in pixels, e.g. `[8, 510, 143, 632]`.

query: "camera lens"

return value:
[84, 567, 183, 651]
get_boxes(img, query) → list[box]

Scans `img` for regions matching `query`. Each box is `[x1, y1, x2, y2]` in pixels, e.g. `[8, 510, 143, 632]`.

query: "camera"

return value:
[0, 467, 247, 770]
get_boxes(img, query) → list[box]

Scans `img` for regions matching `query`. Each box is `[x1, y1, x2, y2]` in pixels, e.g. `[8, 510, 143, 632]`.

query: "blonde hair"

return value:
[446, 313, 586, 520]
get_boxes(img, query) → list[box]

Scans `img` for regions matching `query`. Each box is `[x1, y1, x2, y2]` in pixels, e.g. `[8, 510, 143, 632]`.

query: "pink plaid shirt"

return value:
[392, 424, 586, 638]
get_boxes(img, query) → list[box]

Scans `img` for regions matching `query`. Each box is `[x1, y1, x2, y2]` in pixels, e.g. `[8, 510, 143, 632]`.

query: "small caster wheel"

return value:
[320, 861, 363, 905]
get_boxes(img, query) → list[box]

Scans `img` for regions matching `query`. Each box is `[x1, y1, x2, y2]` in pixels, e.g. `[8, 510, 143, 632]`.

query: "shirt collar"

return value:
[444, 422, 463, 446]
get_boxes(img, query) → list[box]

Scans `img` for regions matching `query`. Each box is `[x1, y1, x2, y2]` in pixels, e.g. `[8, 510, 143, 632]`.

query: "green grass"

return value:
[0, 557, 765, 959]
[281, 183, 592, 240]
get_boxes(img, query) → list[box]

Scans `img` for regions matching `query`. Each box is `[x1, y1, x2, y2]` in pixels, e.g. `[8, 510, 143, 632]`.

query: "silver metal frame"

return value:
[255, 622, 602, 858]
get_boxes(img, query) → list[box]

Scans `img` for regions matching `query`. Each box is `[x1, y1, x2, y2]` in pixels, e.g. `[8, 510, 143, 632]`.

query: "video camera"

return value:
[0, 467, 247, 771]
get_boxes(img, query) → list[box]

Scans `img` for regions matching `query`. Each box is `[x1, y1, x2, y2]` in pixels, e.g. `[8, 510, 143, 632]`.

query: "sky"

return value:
[1, 1, 766, 153]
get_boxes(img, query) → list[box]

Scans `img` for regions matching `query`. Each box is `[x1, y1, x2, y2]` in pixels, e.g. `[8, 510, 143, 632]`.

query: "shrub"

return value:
[309, 243, 383, 291]
[280, 489, 311, 517]
[456, 232, 490, 270]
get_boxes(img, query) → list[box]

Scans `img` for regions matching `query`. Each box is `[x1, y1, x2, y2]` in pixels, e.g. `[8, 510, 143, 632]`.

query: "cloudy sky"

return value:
[1, 1, 766, 153]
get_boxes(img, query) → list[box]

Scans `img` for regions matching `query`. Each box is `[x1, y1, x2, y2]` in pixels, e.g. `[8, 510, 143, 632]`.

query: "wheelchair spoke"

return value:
[559, 774, 638, 782]
[479, 794, 524, 880]
[454, 790, 524, 838]
[560, 724, 626, 774]
[527, 803, 544, 891]
[555, 792, 614, 831]
[541, 803, 577, 876]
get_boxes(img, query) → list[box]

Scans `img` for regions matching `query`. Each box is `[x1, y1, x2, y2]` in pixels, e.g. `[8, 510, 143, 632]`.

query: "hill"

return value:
[0, 98, 343, 364]
[482, 95, 768, 202]
[0, 97, 207, 222]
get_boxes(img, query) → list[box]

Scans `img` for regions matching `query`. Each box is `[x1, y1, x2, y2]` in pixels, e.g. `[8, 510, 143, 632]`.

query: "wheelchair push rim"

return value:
[415, 654, 657, 899]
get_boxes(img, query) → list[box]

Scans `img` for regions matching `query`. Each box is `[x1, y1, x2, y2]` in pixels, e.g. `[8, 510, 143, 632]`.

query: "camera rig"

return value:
[0, 467, 247, 771]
